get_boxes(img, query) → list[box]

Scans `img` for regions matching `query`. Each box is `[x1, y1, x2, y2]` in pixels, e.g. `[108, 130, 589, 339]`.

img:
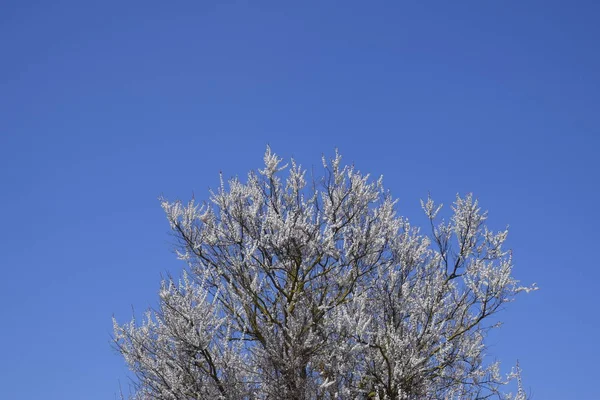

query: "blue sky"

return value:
[1, 1, 598, 398]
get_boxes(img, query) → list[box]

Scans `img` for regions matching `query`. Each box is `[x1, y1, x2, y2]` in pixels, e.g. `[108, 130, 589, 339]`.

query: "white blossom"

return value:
[114, 148, 536, 400]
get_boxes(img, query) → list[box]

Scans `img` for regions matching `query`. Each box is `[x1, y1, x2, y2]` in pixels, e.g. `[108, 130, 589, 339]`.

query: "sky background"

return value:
[1, 1, 599, 399]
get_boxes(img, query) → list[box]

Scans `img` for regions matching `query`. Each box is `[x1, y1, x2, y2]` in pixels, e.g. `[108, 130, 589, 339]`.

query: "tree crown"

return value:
[114, 147, 535, 400]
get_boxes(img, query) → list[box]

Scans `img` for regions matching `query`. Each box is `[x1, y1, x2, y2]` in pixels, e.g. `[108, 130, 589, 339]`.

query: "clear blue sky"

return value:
[1, 1, 598, 399]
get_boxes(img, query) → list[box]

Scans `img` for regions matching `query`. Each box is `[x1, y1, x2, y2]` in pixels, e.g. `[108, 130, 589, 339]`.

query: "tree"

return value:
[113, 147, 535, 400]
